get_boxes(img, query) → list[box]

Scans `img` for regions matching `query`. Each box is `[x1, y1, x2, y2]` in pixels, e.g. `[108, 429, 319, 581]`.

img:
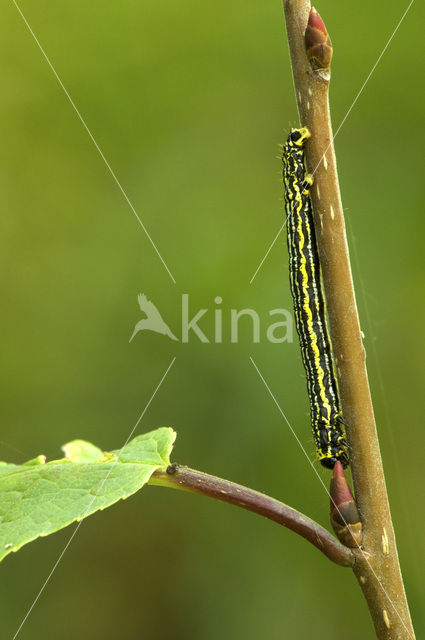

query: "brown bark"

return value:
[281, 2, 415, 638]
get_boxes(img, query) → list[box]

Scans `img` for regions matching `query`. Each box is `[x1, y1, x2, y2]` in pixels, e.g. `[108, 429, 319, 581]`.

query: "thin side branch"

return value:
[150, 465, 353, 567]
[282, 2, 415, 639]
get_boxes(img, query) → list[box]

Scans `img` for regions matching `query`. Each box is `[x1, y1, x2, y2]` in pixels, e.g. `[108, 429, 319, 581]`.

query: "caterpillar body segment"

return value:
[283, 127, 349, 469]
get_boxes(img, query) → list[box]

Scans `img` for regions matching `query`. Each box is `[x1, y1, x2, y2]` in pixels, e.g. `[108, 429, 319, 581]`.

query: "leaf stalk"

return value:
[150, 465, 353, 567]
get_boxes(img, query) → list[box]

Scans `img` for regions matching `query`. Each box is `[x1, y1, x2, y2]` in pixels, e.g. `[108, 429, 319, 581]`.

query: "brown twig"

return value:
[150, 465, 353, 567]
[282, 2, 415, 639]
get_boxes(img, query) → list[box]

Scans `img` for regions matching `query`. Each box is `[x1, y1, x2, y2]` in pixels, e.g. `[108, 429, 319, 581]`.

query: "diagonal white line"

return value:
[11, 356, 176, 640]
[249, 222, 286, 284]
[250, 356, 316, 467]
[250, 356, 414, 640]
[250, 0, 415, 284]
[12, 0, 176, 284]
[331, 0, 415, 143]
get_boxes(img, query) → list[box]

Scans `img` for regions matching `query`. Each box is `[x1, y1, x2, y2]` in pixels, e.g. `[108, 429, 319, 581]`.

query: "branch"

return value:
[150, 465, 353, 567]
[282, 2, 415, 639]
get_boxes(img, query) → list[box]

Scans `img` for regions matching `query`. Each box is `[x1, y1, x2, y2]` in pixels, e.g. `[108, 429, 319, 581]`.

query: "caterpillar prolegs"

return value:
[282, 127, 349, 469]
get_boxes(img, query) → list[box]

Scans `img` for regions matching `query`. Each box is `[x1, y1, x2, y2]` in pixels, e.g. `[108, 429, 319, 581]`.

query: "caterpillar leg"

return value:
[320, 451, 349, 469]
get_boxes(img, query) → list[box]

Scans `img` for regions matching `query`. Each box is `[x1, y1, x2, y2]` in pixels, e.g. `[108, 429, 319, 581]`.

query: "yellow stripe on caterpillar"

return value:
[282, 127, 349, 469]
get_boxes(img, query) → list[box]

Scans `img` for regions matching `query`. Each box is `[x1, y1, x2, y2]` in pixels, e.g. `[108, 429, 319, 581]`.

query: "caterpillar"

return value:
[282, 127, 349, 469]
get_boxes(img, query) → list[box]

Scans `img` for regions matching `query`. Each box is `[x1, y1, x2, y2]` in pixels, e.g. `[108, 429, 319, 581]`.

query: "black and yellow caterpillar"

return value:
[282, 127, 349, 469]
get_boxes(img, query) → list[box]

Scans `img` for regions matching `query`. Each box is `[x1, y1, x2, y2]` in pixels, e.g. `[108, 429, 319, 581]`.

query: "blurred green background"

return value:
[0, 1, 423, 638]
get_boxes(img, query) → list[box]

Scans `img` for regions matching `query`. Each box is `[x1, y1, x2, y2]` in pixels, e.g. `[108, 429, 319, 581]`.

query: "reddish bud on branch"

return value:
[305, 7, 333, 71]
[330, 462, 363, 548]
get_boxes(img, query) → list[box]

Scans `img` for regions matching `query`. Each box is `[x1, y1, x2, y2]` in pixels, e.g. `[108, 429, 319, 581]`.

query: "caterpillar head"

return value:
[288, 127, 311, 147]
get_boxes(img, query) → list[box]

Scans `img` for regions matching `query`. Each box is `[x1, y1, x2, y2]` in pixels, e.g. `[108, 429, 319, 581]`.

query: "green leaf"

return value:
[0, 427, 176, 562]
